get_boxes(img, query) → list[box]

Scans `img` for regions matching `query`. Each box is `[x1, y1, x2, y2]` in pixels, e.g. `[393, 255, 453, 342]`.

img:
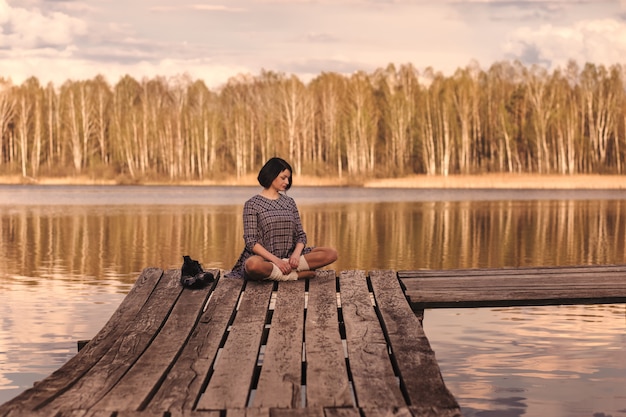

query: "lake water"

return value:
[1, 185, 625, 416]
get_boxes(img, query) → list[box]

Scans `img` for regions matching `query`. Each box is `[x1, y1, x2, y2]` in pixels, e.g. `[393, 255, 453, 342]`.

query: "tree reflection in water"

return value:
[1, 199, 625, 282]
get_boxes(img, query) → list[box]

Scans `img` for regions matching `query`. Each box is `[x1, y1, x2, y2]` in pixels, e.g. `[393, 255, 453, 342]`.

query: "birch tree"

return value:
[344, 71, 378, 175]
[0, 79, 15, 168]
[310, 72, 346, 177]
[524, 65, 555, 173]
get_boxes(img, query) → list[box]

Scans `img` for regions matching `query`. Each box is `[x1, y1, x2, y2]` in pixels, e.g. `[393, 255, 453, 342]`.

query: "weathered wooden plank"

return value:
[360, 406, 461, 417]
[270, 407, 324, 417]
[66, 411, 117, 417]
[359, 407, 413, 417]
[402, 266, 626, 307]
[225, 408, 270, 417]
[92, 271, 219, 411]
[196, 280, 274, 410]
[369, 270, 460, 413]
[304, 271, 352, 408]
[322, 408, 360, 417]
[253, 279, 306, 408]
[169, 410, 221, 417]
[408, 289, 626, 302]
[147, 277, 245, 413]
[408, 408, 462, 417]
[339, 270, 405, 408]
[403, 275, 626, 288]
[398, 264, 626, 278]
[4, 410, 116, 417]
[42, 269, 183, 412]
[113, 411, 166, 417]
[0, 268, 165, 417]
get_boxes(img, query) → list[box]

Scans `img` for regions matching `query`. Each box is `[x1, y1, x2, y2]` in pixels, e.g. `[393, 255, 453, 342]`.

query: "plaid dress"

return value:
[227, 193, 311, 278]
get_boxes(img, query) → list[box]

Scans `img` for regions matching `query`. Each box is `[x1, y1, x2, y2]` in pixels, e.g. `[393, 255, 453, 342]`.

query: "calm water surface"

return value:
[1, 185, 626, 416]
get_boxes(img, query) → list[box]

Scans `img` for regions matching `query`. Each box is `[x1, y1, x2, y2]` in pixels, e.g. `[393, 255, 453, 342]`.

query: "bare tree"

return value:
[344, 71, 378, 175]
[310, 72, 346, 177]
[524, 65, 555, 173]
[376, 63, 420, 175]
[0, 79, 16, 168]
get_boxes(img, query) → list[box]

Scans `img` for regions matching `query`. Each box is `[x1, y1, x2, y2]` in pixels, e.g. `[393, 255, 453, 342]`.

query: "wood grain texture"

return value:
[148, 277, 244, 413]
[400, 264, 626, 307]
[253, 279, 306, 408]
[304, 271, 352, 408]
[196, 280, 274, 410]
[0, 268, 165, 416]
[44, 269, 183, 412]
[369, 270, 459, 411]
[339, 270, 405, 408]
[93, 271, 218, 411]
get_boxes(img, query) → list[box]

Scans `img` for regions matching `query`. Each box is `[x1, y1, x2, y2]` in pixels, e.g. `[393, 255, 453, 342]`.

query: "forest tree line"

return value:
[1, 59, 625, 182]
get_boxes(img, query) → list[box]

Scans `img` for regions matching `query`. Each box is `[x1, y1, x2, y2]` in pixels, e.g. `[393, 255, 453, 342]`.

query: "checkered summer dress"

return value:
[227, 193, 312, 278]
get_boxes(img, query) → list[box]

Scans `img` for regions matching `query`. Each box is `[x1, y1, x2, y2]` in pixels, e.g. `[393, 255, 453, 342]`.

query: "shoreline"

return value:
[1, 173, 626, 189]
[363, 174, 626, 189]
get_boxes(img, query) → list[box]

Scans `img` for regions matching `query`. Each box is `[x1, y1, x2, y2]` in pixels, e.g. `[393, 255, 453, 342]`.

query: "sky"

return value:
[1, 0, 626, 89]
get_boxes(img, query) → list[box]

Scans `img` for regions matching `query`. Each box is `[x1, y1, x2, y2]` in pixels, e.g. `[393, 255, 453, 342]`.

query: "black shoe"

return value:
[180, 256, 215, 289]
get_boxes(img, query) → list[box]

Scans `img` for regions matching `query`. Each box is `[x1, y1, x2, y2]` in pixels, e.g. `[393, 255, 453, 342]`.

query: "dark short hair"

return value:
[257, 157, 293, 190]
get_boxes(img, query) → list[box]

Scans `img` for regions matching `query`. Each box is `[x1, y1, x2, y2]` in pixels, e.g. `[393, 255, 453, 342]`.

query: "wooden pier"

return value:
[0, 268, 461, 417]
[3, 264, 625, 417]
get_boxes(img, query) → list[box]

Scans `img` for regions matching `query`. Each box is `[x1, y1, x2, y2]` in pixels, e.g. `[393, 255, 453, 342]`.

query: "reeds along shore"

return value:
[2, 173, 626, 189]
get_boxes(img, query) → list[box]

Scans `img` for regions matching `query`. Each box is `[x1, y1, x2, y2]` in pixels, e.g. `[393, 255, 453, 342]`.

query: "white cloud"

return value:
[504, 18, 626, 69]
[0, 0, 86, 48]
[0, 53, 250, 87]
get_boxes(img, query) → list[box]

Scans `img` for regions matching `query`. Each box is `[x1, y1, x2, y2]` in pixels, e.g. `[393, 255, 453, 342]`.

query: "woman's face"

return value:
[270, 169, 291, 192]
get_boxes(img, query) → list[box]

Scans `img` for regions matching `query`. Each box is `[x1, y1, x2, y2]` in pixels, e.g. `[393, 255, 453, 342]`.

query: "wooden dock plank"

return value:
[0, 267, 165, 416]
[196, 281, 274, 410]
[92, 270, 218, 411]
[270, 408, 325, 417]
[4, 410, 116, 417]
[400, 264, 626, 307]
[406, 275, 626, 287]
[322, 408, 360, 417]
[224, 408, 269, 417]
[44, 269, 183, 412]
[252, 279, 306, 408]
[147, 277, 244, 413]
[363, 406, 461, 417]
[399, 264, 626, 278]
[304, 271, 353, 408]
[369, 270, 459, 412]
[339, 270, 405, 409]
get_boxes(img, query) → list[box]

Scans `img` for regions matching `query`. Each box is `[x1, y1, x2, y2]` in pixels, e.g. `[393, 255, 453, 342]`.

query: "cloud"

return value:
[1, 0, 624, 90]
[504, 18, 626, 68]
[0, 0, 87, 49]
[149, 4, 247, 13]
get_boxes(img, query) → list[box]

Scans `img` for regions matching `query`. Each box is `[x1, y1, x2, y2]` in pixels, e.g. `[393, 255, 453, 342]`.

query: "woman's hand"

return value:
[288, 254, 300, 270]
[276, 258, 292, 274]
[289, 243, 304, 270]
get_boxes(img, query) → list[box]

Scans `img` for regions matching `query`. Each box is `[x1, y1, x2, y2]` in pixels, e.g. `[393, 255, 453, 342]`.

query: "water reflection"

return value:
[424, 304, 626, 416]
[1, 186, 626, 415]
[3, 199, 626, 284]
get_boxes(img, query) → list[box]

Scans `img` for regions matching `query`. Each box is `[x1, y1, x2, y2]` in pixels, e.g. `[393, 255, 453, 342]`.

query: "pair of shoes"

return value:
[180, 255, 215, 289]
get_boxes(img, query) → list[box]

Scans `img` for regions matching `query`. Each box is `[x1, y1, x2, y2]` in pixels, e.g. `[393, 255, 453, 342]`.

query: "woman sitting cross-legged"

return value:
[226, 157, 337, 281]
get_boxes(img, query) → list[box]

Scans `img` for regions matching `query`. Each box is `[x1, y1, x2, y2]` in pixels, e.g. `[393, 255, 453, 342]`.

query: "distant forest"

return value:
[1, 60, 625, 182]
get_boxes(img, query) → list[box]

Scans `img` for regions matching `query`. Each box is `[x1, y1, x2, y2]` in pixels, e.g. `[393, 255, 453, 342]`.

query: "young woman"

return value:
[227, 157, 337, 281]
